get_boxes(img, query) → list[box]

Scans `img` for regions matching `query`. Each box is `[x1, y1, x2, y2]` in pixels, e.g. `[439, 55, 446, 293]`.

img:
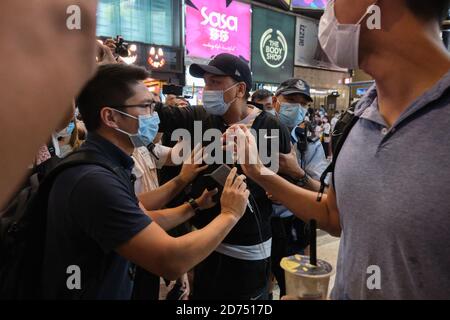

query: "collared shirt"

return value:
[332, 69, 450, 300]
[272, 127, 329, 218]
[132, 144, 171, 194]
[290, 127, 329, 179]
[43, 133, 152, 299]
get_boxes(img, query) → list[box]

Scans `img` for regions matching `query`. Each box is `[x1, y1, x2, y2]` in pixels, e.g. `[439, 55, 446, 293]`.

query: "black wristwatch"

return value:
[188, 198, 201, 213]
[295, 172, 310, 187]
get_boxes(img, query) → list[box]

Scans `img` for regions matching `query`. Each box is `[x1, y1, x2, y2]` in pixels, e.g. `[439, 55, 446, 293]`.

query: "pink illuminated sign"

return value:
[185, 0, 251, 61]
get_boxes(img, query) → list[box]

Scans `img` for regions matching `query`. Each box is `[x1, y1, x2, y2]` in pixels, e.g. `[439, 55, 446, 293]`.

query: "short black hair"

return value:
[406, 0, 450, 22]
[251, 89, 274, 102]
[76, 64, 150, 131]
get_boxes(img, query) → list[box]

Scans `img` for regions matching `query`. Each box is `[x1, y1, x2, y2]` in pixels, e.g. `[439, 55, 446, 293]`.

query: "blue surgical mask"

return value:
[279, 103, 307, 128]
[266, 109, 277, 116]
[113, 109, 160, 148]
[202, 83, 239, 116]
[67, 121, 75, 135]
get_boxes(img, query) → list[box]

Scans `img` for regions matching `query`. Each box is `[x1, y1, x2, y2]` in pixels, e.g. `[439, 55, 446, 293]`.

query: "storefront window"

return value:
[97, 0, 180, 47]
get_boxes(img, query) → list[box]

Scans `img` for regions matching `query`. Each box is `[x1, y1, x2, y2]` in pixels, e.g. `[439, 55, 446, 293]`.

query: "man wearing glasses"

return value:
[42, 64, 250, 299]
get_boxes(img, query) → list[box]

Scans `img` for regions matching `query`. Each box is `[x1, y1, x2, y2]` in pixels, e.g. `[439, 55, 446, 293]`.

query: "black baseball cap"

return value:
[189, 53, 252, 93]
[275, 78, 313, 102]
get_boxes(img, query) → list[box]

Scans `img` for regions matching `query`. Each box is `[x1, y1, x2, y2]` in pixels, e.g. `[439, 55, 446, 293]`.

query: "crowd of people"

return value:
[1, 0, 450, 301]
[251, 88, 342, 161]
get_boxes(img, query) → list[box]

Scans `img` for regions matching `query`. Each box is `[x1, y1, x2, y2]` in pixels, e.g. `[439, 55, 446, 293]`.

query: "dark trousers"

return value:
[322, 142, 330, 158]
[192, 250, 270, 300]
[131, 267, 160, 300]
[271, 217, 305, 297]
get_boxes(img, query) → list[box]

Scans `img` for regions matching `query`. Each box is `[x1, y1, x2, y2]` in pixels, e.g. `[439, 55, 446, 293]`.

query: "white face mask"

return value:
[318, 0, 376, 69]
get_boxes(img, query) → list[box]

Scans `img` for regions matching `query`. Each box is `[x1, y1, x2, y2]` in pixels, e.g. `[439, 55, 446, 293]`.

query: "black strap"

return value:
[38, 150, 124, 204]
[146, 143, 160, 161]
[316, 110, 359, 202]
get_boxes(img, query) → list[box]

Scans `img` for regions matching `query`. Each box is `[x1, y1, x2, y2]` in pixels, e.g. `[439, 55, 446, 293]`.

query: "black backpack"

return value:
[0, 150, 121, 299]
[317, 104, 360, 201]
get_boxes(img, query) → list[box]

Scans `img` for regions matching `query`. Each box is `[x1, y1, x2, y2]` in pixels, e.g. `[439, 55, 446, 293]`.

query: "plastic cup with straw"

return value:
[280, 219, 333, 299]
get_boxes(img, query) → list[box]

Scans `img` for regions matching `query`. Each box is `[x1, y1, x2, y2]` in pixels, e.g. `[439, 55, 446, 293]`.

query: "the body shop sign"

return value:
[186, 0, 251, 61]
[252, 6, 295, 84]
[260, 28, 289, 68]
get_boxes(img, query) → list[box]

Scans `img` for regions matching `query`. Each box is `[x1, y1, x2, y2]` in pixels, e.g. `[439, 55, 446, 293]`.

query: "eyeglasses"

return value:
[110, 102, 156, 113]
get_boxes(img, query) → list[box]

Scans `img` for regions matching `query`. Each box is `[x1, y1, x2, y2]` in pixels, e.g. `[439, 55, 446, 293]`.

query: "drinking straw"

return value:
[310, 219, 317, 266]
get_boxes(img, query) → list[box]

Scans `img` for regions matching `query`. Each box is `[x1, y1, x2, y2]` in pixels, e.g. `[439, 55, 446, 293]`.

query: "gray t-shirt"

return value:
[331, 70, 450, 300]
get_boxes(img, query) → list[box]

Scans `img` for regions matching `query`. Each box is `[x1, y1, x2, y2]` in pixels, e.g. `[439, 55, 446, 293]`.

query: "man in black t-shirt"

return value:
[157, 54, 292, 300]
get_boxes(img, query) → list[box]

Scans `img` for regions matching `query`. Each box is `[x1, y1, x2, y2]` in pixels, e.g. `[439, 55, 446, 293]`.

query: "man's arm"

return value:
[253, 170, 340, 236]
[278, 138, 331, 192]
[138, 176, 187, 210]
[156, 103, 207, 134]
[139, 188, 218, 231]
[274, 118, 327, 192]
[231, 124, 341, 236]
[138, 144, 208, 210]
[117, 213, 240, 280]
[278, 146, 323, 192]
[117, 168, 249, 280]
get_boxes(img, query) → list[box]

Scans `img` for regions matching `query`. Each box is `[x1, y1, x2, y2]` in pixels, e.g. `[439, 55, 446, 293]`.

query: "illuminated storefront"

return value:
[184, 0, 252, 105]
[291, 0, 328, 11]
[96, 0, 185, 96]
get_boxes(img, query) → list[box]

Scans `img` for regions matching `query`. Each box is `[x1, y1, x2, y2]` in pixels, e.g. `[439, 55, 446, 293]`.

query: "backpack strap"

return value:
[316, 108, 359, 202]
[40, 150, 123, 187]
[34, 150, 128, 220]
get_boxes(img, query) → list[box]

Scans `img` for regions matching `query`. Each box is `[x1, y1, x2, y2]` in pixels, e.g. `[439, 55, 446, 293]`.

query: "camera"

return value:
[114, 35, 130, 57]
[162, 84, 184, 97]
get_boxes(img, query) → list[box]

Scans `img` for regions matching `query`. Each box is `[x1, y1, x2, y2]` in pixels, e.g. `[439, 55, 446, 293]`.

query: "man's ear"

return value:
[273, 96, 281, 112]
[237, 82, 247, 99]
[100, 107, 119, 129]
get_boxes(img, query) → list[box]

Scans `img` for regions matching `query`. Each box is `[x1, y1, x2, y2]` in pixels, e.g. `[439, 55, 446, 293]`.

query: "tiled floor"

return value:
[159, 231, 341, 300]
[317, 231, 340, 298]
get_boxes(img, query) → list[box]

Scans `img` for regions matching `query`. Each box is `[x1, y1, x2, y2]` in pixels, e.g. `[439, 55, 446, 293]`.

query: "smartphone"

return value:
[162, 84, 184, 97]
[166, 282, 188, 300]
[204, 164, 232, 186]
[205, 164, 254, 213]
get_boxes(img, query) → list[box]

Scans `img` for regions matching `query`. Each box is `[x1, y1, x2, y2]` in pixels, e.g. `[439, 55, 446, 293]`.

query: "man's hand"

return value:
[96, 41, 117, 65]
[179, 273, 190, 300]
[196, 188, 219, 210]
[278, 144, 305, 180]
[224, 125, 268, 180]
[178, 144, 209, 184]
[220, 167, 250, 222]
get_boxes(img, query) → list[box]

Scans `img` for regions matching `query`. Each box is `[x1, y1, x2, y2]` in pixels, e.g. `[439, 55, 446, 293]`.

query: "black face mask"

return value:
[250, 101, 265, 111]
